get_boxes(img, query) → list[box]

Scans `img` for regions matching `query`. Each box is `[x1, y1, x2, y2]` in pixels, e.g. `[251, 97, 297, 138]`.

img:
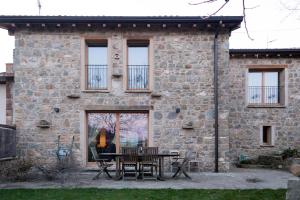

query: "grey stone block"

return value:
[286, 179, 300, 200]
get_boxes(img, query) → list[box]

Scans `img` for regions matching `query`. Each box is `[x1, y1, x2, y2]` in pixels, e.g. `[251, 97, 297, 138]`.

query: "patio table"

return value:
[99, 153, 178, 180]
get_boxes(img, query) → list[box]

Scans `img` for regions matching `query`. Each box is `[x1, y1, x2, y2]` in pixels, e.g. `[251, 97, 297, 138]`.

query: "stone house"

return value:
[0, 16, 299, 172]
[0, 63, 13, 125]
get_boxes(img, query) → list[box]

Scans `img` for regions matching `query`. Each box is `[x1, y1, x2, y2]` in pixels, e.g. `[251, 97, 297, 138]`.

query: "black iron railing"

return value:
[248, 86, 282, 104]
[86, 65, 107, 90]
[127, 65, 149, 90]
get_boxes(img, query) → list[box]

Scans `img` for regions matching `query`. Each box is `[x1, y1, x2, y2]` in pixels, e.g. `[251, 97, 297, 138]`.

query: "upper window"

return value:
[86, 41, 108, 90]
[127, 40, 149, 90]
[248, 69, 284, 105]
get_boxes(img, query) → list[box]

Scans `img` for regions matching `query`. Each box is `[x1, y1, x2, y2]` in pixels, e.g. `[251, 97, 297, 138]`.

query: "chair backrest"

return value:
[90, 146, 99, 160]
[122, 147, 138, 162]
[185, 151, 195, 161]
[143, 147, 158, 162]
[145, 147, 158, 155]
[170, 150, 180, 159]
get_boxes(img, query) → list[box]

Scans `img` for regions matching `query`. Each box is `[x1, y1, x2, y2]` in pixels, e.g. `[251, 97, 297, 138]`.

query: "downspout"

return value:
[213, 28, 219, 173]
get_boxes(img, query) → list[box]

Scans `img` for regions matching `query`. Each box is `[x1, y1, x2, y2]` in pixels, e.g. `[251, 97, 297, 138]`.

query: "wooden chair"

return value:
[140, 147, 159, 181]
[169, 150, 180, 172]
[90, 146, 113, 180]
[188, 152, 201, 172]
[172, 151, 192, 179]
[121, 147, 139, 180]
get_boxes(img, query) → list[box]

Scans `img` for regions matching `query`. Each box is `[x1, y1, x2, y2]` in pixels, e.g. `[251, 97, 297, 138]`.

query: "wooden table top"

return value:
[99, 153, 179, 157]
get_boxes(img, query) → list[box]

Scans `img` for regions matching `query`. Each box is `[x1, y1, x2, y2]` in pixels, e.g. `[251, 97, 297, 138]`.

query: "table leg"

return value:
[161, 157, 164, 177]
[115, 157, 122, 180]
[115, 157, 119, 176]
[158, 157, 166, 181]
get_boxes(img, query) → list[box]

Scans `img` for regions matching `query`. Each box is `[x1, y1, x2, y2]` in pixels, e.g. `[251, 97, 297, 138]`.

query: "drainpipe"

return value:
[213, 28, 219, 173]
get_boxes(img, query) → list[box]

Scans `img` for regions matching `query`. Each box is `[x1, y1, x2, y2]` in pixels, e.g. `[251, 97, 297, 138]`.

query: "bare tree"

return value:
[280, 0, 300, 11]
[189, 0, 257, 40]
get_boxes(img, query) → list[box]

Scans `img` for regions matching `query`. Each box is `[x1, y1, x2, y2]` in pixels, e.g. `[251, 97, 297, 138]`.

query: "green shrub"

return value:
[240, 159, 255, 164]
[281, 148, 299, 159]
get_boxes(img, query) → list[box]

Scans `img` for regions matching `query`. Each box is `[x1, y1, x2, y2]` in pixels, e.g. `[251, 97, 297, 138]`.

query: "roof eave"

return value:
[0, 15, 243, 32]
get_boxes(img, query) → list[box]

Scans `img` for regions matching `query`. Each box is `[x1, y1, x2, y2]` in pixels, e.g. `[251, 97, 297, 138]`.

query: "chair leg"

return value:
[155, 165, 158, 181]
[93, 169, 103, 180]
[172, 168, 180, 178]
[177, 168, 183, 177]
[151, 165, 153, 176]
[182, 170, 191, 179]
[104, 168, 112, 178]
[142, 164, 144, 181]
[122, 166, 125, 181]
[135, 164, 138, 181]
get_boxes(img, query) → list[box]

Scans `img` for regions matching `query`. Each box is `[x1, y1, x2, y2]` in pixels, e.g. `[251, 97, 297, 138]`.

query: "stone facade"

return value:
[0, 84, 5, 124]
[12, 28, 231, 171]
[227, 57, 300, 166]
[0, 63, 14, 125]
[7, 16, 300, 172]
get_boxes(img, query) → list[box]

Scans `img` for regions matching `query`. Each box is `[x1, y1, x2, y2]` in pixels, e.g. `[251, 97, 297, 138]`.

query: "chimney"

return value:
[5, 63, 13, 73]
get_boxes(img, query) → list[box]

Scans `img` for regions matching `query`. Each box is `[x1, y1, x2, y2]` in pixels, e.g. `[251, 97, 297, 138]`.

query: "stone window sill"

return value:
[247, 104, 286, 108]
[260, 145, 274, 147]
[125, 90, 152, 93]
[82, 90, 110, 93]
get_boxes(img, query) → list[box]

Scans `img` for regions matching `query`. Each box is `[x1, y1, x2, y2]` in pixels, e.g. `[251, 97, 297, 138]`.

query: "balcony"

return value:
[248, 86, 283, 105]
[87, 65, 108, 90]
[127, 65, 149, 90]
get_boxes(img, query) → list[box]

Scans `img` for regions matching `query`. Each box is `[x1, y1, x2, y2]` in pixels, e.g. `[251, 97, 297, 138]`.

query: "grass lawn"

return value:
[0, 189, 286, 200]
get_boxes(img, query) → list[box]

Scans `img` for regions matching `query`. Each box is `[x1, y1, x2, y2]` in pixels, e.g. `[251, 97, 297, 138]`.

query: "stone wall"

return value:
[5, 63, 14, 125]
[228, 57, 300, 166]
[0, 84, 6, 124]
[286, 179, 300, 200]
[13, 28, 231, 171]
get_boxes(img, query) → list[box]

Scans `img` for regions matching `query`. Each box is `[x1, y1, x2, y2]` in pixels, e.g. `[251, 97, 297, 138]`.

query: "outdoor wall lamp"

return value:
[175, 108, 181, 113]
[54, 107, 60, 113]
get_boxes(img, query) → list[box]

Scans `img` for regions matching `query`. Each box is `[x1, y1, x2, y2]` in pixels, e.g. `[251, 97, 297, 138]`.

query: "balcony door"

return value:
[87, 112, 148, 162]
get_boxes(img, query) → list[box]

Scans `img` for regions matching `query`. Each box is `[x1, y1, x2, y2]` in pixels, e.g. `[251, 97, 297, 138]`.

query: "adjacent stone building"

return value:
[228, 49, 300, 165]
[0, 63, 14, 125]
[0, 16, 299, 172]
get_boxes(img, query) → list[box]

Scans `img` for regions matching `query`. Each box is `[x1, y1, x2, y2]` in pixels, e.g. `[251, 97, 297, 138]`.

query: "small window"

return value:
[248, 69, 285, 105]
[86, 40, 108, 90]
[127, 40, 149, 90]
[261, 126, 274, 146]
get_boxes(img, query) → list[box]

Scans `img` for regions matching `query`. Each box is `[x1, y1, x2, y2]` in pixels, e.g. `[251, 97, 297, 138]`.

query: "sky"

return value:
[0, 0, 299, 72]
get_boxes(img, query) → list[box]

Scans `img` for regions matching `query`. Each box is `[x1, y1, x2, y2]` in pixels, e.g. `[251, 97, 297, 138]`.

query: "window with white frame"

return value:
[248, 69, 285, 105]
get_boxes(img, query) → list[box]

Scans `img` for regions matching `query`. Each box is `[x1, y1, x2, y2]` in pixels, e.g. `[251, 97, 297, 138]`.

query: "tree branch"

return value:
[280, 0, 300, 11]
[242, 0, 254, 40]
[245, 5, 260, 10]
[200, 0, 230, 19]
[189, 0, 255, 40]
[189, 0, 218, 6]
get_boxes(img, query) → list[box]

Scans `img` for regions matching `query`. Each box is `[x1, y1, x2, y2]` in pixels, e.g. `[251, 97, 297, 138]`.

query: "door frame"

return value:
[80, 109, 152, 167]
